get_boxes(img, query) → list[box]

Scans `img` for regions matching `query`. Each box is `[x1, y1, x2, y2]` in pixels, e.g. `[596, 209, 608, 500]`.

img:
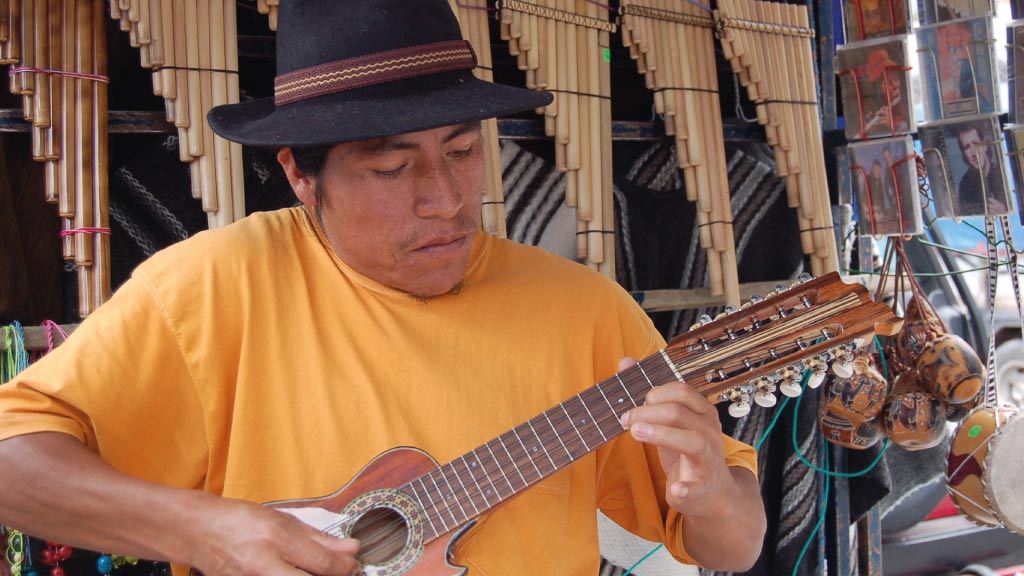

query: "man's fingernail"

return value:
[631, 422, 653, 439]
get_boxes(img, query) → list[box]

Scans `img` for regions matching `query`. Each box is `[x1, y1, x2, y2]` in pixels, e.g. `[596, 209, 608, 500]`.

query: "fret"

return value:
[560, 402, 591, 452]
[462, 453, 497, 508]
[525, 419, 558, 472]
[542, 410, 574, 463]
[596, 378, 626, 419]
[579, 386, 622, 442]
[496, 434, 530, 487]
[614, 373, 641, 408]
[447, 458, 482, 517]
[436, 465, 469, 523]
[511, 425, 545, 478]
[635, 361, 656, 389]
[577, 393, 608, 442]
[414, 477, 445, 536]
[425, 473, 456, 531]
[659, 349, 685, 382]
[483, 441, 519, 495]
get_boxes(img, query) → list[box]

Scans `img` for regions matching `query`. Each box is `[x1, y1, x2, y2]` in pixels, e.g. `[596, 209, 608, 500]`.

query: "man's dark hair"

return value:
[285, 144, 334, 205]
[288, 144, 334, 178]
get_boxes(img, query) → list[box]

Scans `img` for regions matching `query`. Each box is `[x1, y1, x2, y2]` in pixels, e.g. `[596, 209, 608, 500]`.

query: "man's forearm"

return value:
[682, 467, 767, 572]
[0, 432, 202, 565]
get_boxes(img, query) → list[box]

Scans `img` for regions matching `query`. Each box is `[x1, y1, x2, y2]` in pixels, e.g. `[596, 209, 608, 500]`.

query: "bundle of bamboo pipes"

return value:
[109, 0, 244, 229]
[1, 0, 110, 317]
[620, 0, 740, 306]
[256, 0, 279, 31]
[498, 0, 617, 278]
[449, 0, 509, 238]
[715, 0, 839, 276]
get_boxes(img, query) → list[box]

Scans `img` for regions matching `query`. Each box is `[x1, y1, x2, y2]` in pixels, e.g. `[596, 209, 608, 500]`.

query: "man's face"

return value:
[959, 128, 987, 172]
[883, 72, 902, 104]
[310, 122, 484, 298]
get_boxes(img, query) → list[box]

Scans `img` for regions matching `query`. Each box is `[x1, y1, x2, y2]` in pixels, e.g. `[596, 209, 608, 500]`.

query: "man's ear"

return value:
[277, 147, 318, 206]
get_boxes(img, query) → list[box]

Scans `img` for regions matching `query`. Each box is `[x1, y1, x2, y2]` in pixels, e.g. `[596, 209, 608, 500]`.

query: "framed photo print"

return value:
[918, 0, 994, 24]
[1011, 21, 1024, 124]
[843, 0, 910, 41]
[837, 38, 915, 141]
[919, 115, 1012, 218]
[1004, 125, 1024, 225]
[916, 17, 999, 121]
[849, 136, 923, 237]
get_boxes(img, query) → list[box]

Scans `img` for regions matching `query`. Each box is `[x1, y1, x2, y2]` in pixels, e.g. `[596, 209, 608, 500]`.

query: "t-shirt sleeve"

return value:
[0, 272, 208, 489]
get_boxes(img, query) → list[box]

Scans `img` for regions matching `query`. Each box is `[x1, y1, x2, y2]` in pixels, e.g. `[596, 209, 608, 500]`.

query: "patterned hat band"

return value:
[274, 40, 478, 106]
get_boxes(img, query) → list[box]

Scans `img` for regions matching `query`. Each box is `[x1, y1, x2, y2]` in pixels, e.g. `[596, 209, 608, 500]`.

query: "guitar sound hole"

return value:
[351, 507, 410, 566]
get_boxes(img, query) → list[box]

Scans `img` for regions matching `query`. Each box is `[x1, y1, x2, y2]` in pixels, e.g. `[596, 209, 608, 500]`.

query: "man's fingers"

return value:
[283, 521, 361, 576]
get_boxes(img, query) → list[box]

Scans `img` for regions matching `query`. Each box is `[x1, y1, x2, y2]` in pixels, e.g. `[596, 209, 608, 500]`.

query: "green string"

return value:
[621, 543, 664, 576]
[791, 441, 830, 576]
[2, 323, 29, 384]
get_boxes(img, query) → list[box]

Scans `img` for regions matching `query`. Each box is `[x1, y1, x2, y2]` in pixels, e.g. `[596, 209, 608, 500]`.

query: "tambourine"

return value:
[946, 406, 1024, 534]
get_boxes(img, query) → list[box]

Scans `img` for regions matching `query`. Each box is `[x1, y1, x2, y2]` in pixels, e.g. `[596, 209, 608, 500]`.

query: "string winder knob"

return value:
[727, 389, 752, 418]
[778, 366, 803, 397]
[805, 356, 828, 389]
[753, 377, 778, 408]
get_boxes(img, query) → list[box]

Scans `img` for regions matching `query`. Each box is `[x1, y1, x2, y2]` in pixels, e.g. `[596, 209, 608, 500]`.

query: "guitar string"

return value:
[314, 296, 868, 549]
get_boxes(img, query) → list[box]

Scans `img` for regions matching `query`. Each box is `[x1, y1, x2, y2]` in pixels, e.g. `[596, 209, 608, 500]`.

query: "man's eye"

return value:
[374, 166, 405, 179]
[448, 145, 475, 160]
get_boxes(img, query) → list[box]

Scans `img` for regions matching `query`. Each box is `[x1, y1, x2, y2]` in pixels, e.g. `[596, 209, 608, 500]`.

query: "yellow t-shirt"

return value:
[0, 206, 756, 575]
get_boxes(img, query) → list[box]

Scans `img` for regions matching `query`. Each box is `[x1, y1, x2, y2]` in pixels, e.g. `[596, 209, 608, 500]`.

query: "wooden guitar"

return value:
[266, 272, 901, 575]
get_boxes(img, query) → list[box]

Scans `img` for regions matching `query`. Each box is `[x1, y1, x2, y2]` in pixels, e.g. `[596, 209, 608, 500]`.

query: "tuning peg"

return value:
[829, 346, 855, 378]
[779, 379, 803, 397]
[698, 313, 714, 326]
[798, 272, 813, 283]
[753, 378, 777, 407]
[724, 388, 752, 418]
[723, 305, 737, 315]
[774, 283, 789, 293]
[728, 397, 752, 418]
[805, 356, 828, 389]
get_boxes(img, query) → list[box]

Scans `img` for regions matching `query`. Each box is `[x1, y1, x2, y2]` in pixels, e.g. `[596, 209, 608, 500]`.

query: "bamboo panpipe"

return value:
[2, 0, 111, 316]
[714, 0, 838, 275]
[498, 0, 616, 276]
[109, 0, 245, 227]
[450, 0, 508, 238]
[619, 0, 740, 305]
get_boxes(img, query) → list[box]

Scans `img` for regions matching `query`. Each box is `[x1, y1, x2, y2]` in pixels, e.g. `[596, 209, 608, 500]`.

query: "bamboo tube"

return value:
[196, 0, 218, 216]
[158, 0, 173, 100]
[16, 0, 33, 101]
[209, 0, 233, 226]
[33, 0, 49, 128]
[75, 0, 94, 267]
[564, 0, 580, 172]
[59, 0, 76, 223]
[44, 0, 62, 203]
[6, 0, 20, 65]
[172, 0, 192, 162]
[584, 0, 603, 264]
[598, 26, 615, 278]
[184, 0, 203, 160]
[94, 0, 111, 310]
[225, 0, 245, 222]
[574, 5, 592, 227]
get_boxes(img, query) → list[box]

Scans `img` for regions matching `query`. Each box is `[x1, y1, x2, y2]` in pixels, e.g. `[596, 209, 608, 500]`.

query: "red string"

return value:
[890, 153, 917, 237]
[837, 68, 867, 140]
[7, 66, 110, 83]
[850, 164, 878, 237]
[60, 227, 111, 238]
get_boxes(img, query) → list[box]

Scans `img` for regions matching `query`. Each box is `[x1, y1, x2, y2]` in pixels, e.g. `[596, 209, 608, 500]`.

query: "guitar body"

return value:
[268, 447, 471, 576]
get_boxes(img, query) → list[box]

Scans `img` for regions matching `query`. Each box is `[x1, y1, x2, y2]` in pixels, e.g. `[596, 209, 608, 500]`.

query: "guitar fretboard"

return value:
[399, 355, 678, 541]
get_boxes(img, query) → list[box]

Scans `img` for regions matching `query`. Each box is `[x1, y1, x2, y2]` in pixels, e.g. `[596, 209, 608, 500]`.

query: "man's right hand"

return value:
[190, 494, 361, 576]
[0, 433, 361, 576]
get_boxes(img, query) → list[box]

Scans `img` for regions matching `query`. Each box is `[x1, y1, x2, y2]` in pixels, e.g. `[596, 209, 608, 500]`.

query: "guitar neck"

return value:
[392, 273, 899, 543]
[397, 356, 673, 542]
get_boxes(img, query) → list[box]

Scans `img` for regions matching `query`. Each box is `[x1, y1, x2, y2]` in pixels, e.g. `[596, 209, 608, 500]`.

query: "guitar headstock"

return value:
[664, 272, 902, 417]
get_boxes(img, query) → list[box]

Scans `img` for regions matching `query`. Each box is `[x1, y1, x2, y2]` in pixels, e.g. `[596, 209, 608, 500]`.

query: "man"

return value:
[956, 121, 1008, 216]
[0, 2, 766, 575]
[861, 48, 909, 137]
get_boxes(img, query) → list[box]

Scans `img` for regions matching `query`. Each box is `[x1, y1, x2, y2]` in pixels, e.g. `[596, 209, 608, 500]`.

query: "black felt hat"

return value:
[207, 0, 552, 147]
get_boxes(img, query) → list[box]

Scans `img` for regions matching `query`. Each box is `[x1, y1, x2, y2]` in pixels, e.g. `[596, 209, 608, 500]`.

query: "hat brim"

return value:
[208, 71, 553, 147]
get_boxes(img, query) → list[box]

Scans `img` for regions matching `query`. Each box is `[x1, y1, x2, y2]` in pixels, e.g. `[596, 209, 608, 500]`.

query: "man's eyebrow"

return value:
[357, 122, 482, 155]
